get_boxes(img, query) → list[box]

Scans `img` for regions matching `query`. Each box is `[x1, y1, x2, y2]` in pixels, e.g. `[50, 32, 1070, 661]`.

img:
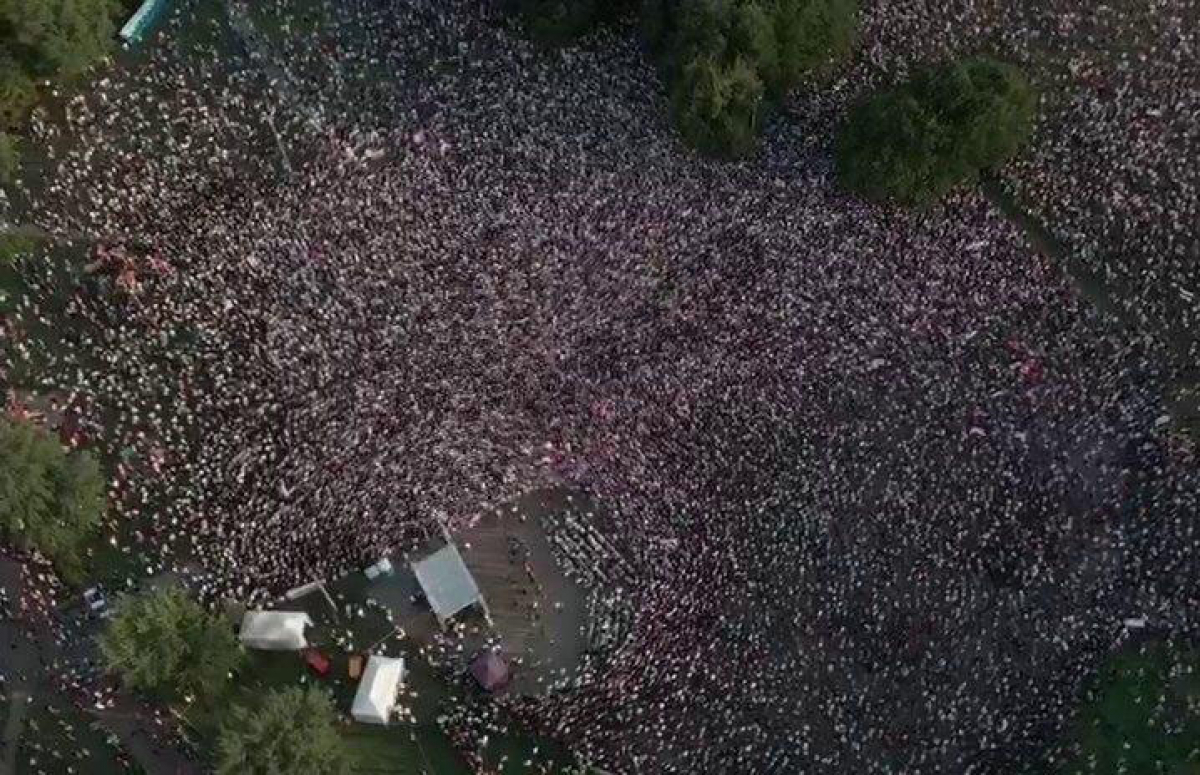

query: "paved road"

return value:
[0, 558, 205, 775]
[0, 558, 39, 775]
[54, 574, 205, 775]
[91, 693, 204, 775]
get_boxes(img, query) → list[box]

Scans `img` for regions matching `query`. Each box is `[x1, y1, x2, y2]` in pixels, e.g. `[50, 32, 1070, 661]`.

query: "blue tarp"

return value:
[119, 0, 171, 47]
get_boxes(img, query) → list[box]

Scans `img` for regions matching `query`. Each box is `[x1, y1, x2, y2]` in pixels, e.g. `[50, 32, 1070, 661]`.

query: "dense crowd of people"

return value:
[4, 0, 1198, 772]
[812, 0, 1200, 362]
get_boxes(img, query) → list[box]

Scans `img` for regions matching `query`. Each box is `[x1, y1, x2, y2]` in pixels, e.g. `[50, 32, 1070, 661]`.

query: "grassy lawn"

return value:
[344, 723, 471, 775]
[196, 649, 475, 775]
[481, 732, 583, 774]
[170, 3, 222, 57]
[248, 0, 328, 44]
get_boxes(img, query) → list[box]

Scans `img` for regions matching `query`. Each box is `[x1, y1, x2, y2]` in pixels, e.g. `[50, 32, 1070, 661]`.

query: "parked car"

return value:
[83, 587, 111, 618]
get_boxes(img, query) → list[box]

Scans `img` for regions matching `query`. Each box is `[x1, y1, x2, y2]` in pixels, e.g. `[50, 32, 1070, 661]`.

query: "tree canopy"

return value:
[514, 0, 857, 155]
[518, 0, 599, 45]
[670, 53, 763, 158]
[653, 0, 856, 94]
[835, 56, 1036, 206]
[0, 0, 118, 137]
[1060, 641, 1200, 775]
[99, 587, 244, 703]
[216, 687, 352, 775]
[0, 418, 104, 580]
[515, 0, 638, 46]
[0, 0, 119, 80]
[649, 0, 858, 156]
[0, 131, 19, 184]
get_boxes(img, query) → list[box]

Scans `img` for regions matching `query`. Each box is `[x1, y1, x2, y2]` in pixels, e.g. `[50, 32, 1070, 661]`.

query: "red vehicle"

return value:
[303, 648, 330, 677]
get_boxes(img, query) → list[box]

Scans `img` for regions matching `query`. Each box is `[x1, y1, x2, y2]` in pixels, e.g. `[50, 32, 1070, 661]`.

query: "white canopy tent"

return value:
[412, 543, 488, 627]
[351, 655, 406, 725]
[238, 610, 313, 651]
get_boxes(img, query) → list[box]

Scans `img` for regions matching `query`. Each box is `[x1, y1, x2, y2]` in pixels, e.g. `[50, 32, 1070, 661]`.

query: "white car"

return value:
[83, 587, 110, 617]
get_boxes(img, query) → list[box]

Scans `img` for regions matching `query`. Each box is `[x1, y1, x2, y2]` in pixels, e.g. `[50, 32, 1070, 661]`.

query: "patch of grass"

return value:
[482, 731, 585, 774]
[1060, 640, 1200, 775]
[168, 0, 232, 60]
[0, 229, 45, 269]
[245, 649, 310, 692]
[343, 723, 470, 775]
[248, 0, 328, 44]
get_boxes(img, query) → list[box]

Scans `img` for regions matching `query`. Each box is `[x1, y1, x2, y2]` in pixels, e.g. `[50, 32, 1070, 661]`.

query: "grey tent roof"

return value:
[412, 543, 482, 622]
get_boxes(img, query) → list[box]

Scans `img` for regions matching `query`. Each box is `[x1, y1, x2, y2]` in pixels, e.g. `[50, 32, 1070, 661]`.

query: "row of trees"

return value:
[514, 2, 1035, 205]
[99, 586, 352, 774]
[0, 0, 122, 182]
[0, 418, 105, 581]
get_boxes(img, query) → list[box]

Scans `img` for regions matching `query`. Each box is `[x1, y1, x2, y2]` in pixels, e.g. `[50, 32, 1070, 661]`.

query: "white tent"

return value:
[351, 656, 406, 725]
[412, 543, 487, 626]
[238, 610, 313, 651]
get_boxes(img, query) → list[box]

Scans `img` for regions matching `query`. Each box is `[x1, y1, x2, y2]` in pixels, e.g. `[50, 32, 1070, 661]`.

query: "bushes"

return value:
[0, 58, 37, 130]
[651, 0, 858, 156]
[836, 57, 1036, 205]
[0, 55, 34, 183]
[769, 0, 858, 92]
[0, 418, 104, 580]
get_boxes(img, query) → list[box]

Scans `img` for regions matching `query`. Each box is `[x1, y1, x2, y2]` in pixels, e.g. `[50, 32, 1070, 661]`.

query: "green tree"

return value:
[216, 687, 352, 775]
[664, 0, 732, 70]
[638, 0, 676, 52]
[836, 57, 1036, 206]
[0, 132, 19, 184]
[519, 0, 600, 45]
[99, 587, 244, 703]
[648, 0, 858, 155]
[0, 0, 119, 80]
[671, 53, 763, 157]
[729, 2, 778, 89]
[1060, 641, 1200, 775]
[0, 57, 36, 129]
[767, 0, 857, 93]
[0, 418, 104, 580]
[517, 0, 638, 46]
